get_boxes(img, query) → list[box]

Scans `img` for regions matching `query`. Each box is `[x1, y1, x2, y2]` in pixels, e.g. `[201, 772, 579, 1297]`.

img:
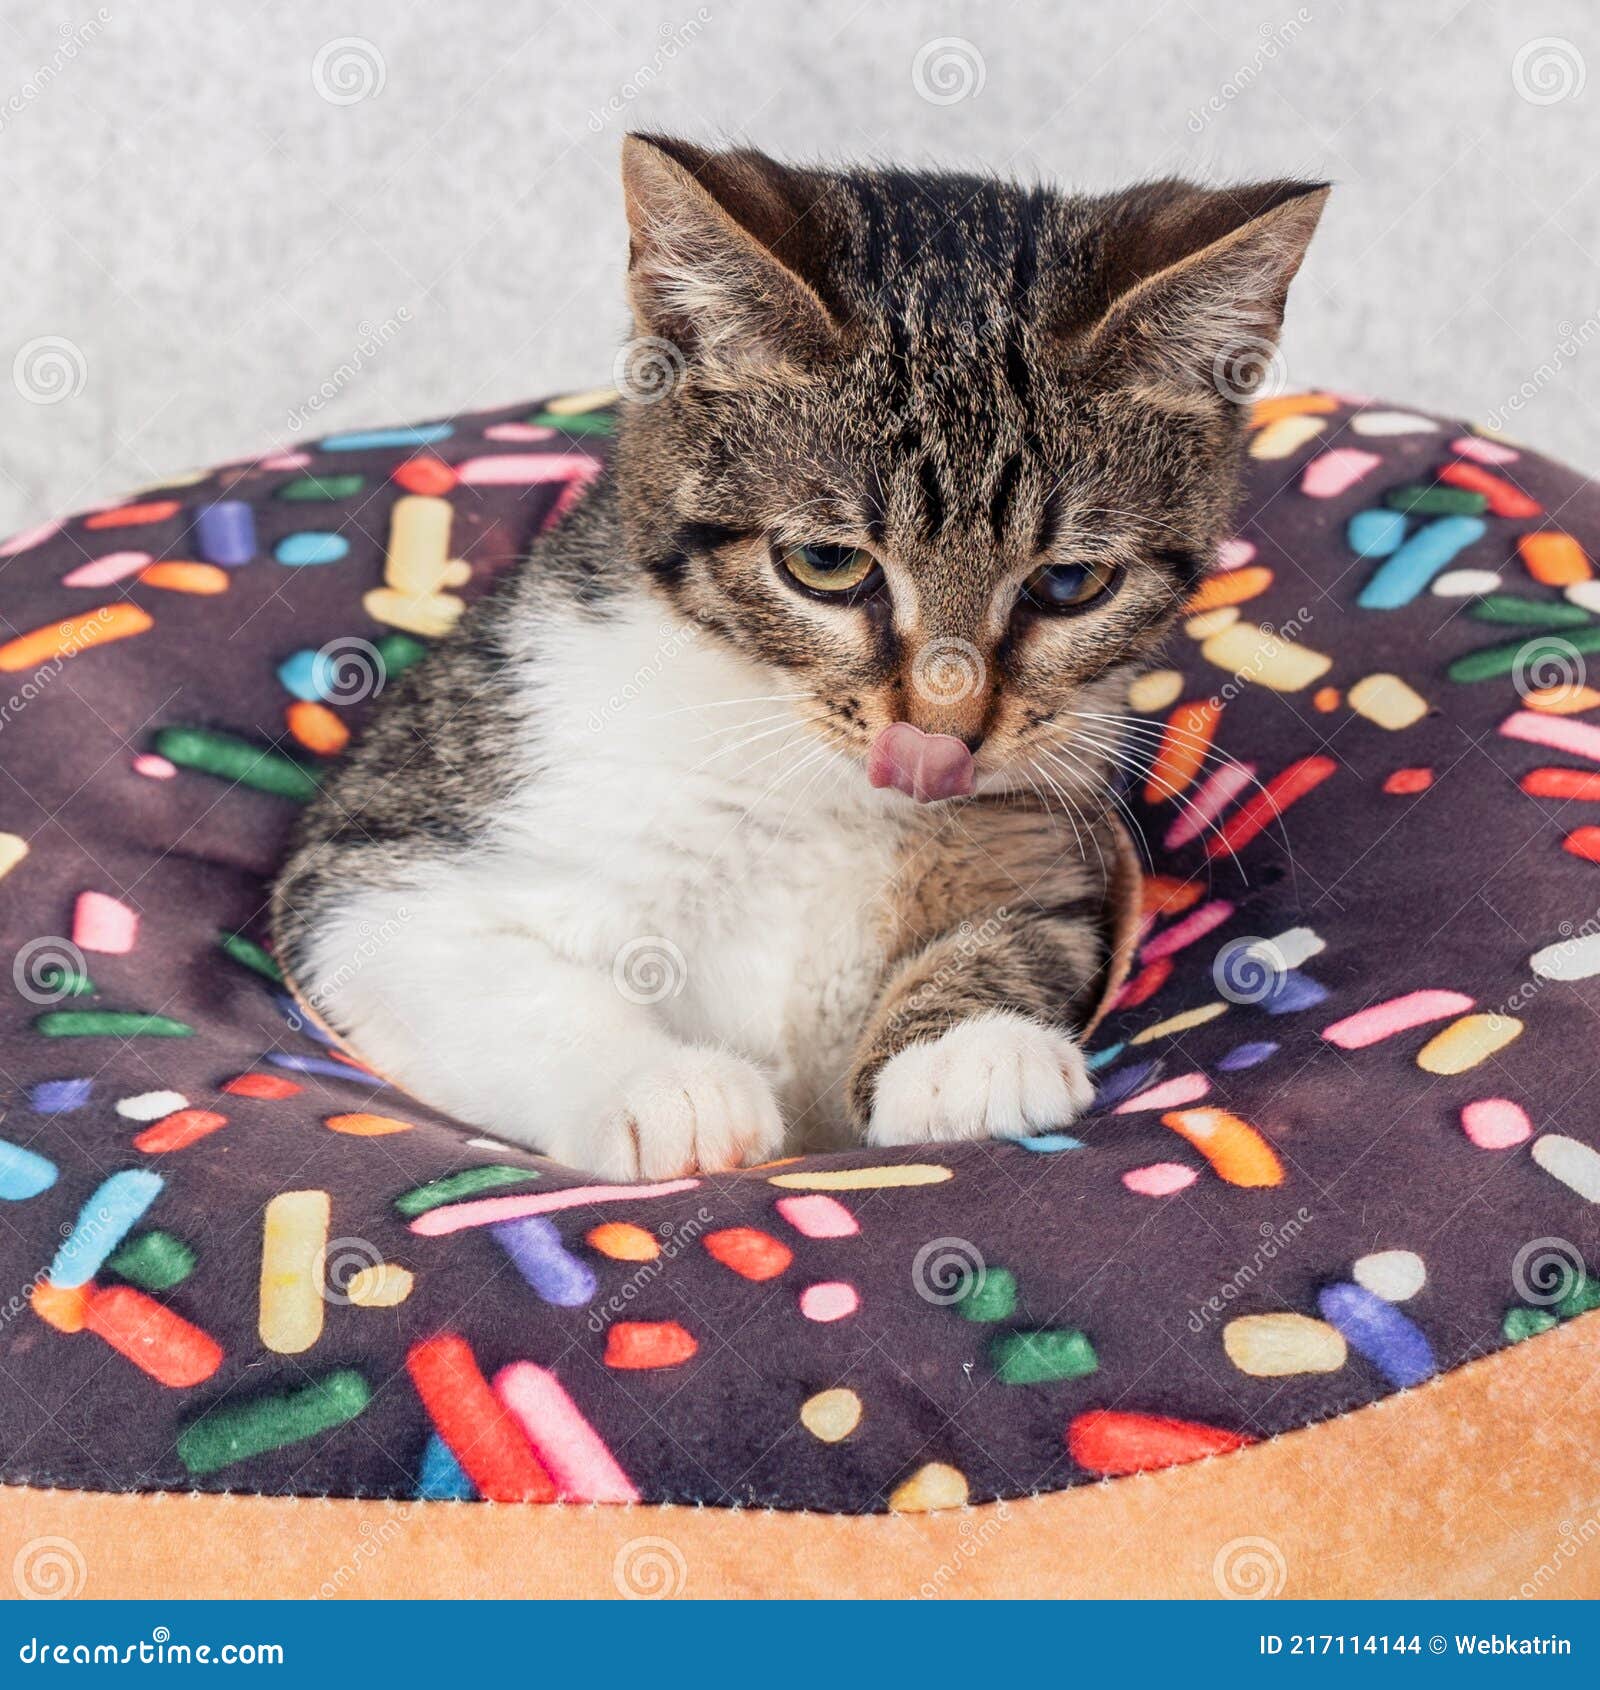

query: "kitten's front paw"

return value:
[590, 1048, 785, 1181]
[866, 1010, 1093, 1148]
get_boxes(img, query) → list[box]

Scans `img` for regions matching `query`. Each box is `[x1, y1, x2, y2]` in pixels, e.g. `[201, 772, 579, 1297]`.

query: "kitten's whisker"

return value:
[652, 692, 809, 721]
[1036, 742, 1156, 876]
[683, 718, 808, 776]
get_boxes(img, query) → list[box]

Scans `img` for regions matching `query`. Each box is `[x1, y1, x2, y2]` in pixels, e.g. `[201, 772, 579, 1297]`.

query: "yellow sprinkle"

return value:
[345, 1263, 413, 1307]
[0, 833, 27, 881]
[1184, 606, 1239, 641]
[800, 1388, 863, 1443]
[1531, 1134, 1600, 1203]
[1129, 1002, 1228, 1045]
[1128, 669, 1184, 714]
[889, 1461, 968, 1513]
[768, 1164, 953, 1191]
[542, 386, 619, 415]
[1249, 414, 1326, 460]
[384, 496, 454, 596]
[259, 1190, 330, 1354]
[1348, 672, 1428, 731]
[1416, 1014, 1522, 1075]
[362, 587, 464, 639]
[1200, 622, 1332, 693]
[1223, 1313, 1347, 1376]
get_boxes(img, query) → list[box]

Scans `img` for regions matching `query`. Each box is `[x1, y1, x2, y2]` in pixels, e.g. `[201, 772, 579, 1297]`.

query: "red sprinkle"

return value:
[392, 456, 458, 496]
[1436, 459, 1541, 518]
[702, 1227, 793, 1281]
[84, 1286, 222, 1387]
[1067, 1409, 1255, 1475]
[1205, 756, 1337, 859]
[133, 1109, 227, 1153]
[603, 1321, 699, 1370]
[1383, 767, 1434, 795]
[1563, 827, 1600, 864]
[1111, 956, 1173, 1010]
[406, 1335, 555, 1502]
[1523, 767, 1600, 801]
[84, 500, 183, 530]
[222, 1073, 302, 1099]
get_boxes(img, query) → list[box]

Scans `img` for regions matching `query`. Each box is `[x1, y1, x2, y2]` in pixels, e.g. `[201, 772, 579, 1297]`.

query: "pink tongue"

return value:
[867, 722, 975, 803]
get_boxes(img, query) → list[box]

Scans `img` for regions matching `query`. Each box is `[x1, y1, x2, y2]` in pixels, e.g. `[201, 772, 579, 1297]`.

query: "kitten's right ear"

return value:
[621, 134, 844, 385]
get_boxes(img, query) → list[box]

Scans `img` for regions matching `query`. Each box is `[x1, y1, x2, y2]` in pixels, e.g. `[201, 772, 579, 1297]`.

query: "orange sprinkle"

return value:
[0, 604, 154, 672]
[84, 500, 183, 530]
[1143, 699, 1222, 805]
[603, 1320, 698, 1370]
[133, 1109, 227, 1153]
[1161, 1107, 1284, 1187]
[138, 560, 229, 595]
[31, 1280, 90, 1333]
[1525, 684, 1600, 716]
[1519, 532, 1592, 587]
[1312, 686, 1341, 713]
[586, 1222, 659, 1262]
[1140, 875, 1204, 918]
[325, 1111, 412, 1136]
[287, 700, 350, 756]
[1249, 392, 1339, 429]
[1184, 565, 1273, 616]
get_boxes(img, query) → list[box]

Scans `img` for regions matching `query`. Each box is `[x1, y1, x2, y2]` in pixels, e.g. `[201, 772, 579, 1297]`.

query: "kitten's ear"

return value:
[621, 134, 843, 384]
[1076, 181, 1329, 402]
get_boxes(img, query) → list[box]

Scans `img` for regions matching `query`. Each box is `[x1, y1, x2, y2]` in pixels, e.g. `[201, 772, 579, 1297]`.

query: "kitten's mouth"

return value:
[866, 722, 975, 804]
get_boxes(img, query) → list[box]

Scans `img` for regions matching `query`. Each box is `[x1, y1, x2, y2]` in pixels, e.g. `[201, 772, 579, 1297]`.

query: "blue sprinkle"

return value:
[417, 1433, 476, 1501]
[277, 649, 323, 702]
[1263, 970, 1330, 1014]
[193, 501, 256, 566]
[1086, 1043, 1124, 1071]
[49, 1169, 164, 1288]
[1217, 1040, 1280, 1072]
[30, 1078, 93, 1114]
[321, 424, 453, 452]
[0, 1139, 58, 1201]
[265, 1051, 387, 1085]
[1018, 1134, 1085, 1153]
[1346, 508, 1408, 559]
[275, 531, 350, 567]
[1358, 515, 1487, 610]
[1317, 1281, 1435, 1388]
[276, 992, 335, 1044]
[1091, 1059, 1157, 1111]
[491, 1215, 595, 1307]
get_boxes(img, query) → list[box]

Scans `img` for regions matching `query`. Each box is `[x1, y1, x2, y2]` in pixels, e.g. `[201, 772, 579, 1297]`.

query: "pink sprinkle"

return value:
[799, 1281, 859, 1322]
[62, 551, 153, 589]
[1451, 436, 1520, 466]
[1113, 1072, 1210, 1115]
[1163, 764, 1257, 851]
[1501, 711, 1600, 765]
[132, 754, 177, 780]
[410, 1177, 699, 1236]
[454, 453, 603, 487]
[483, 422, 556, 444]
[1460, 1098, 1534, 1150]
[258, 451, 312, 471]
[1300, 447, 1382, 499]
[775, 1194, 858, 1239]
[493, 1362, 638, 1502]
[1140, 899, 1235, 962]
[1322, 989, 1474, 1050]
[1122, 1162, 1198, 1197]
[73, 890, 138, 954]
[1216, 538, 1255, 571]
[0, 516, 67, 558]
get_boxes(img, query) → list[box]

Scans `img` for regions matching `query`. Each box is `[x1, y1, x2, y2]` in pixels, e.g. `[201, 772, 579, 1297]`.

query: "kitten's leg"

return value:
[280, 879, 783, 1179]
[846, 905, 1105, 1148]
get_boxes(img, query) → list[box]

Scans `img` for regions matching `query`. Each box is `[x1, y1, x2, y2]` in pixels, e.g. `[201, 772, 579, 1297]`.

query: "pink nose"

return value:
[867, 722, 975, 804]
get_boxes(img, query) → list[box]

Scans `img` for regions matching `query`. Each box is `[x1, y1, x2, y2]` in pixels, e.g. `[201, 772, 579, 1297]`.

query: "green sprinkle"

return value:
[1468, 595, 1593, 628]
[956, 1266, 1017, 1323]
[107, 1230, 196, 1290]
[375, 633, 429, 677]
[37, 1011, 194, 1037]
[37, 966, 94, 998]
[1502, 1306, 1559, 1343]
[394, 1164, 541, 1219]
[990, 1328, 1099, 1384]
[1449, 624, 1600, 683]
[218, 930, 283, 984]
[529, 410, 615, 437]
[176, 1370, 371, 1475]
[277, 473, 365, 502]
[153, 727, 319, 802]
[1384, 484, 1489, 518]
[1555, 1272, 1600, 1322]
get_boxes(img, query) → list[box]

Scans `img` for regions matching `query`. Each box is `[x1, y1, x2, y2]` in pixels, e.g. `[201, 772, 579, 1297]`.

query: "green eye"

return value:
[1021, 558, 1119, 613]
[778, 541, 882, 598]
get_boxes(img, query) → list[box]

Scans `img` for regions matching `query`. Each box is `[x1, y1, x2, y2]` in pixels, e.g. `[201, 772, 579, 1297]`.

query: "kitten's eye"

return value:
[1020, 558, 1119, 614]
[778, 541, 882, 598]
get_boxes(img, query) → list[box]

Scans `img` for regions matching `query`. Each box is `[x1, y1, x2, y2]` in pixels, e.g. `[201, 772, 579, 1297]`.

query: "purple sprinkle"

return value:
[1317, 1281, 1435, 1388]
[30, 1078, 93, 1114]
[264, 1051, 387, 1086]
[491, 1216, 596, 1307]
[1091, 1060, 1158, 1111]
[1264, 970, 1329, 1014]
[1217, 1040, 1280, 1072]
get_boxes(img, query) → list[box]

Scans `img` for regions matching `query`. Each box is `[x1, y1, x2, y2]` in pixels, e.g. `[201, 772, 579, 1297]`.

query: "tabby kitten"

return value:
[272, 136, 1325, 1179]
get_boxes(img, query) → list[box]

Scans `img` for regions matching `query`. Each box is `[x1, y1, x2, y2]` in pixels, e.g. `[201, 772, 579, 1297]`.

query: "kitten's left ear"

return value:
[621, 134, 845, 384]
[1078, 181, 1330, 402]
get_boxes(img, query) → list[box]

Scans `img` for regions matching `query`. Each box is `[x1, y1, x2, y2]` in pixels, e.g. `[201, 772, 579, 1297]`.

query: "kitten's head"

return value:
[613, 135, 1326, 805]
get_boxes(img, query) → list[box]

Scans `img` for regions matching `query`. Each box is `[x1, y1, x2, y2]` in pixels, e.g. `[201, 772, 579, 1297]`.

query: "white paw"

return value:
[866, 1010, 1093, 1148]
[587, 1048, 786, 1181]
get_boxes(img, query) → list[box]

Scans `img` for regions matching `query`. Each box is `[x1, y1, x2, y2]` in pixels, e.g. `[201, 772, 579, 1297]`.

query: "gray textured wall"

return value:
[0, 1, 1595, 532]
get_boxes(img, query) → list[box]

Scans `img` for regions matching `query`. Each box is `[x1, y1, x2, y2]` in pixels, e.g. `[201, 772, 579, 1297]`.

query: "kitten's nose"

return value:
[867, 722, 975, 804]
